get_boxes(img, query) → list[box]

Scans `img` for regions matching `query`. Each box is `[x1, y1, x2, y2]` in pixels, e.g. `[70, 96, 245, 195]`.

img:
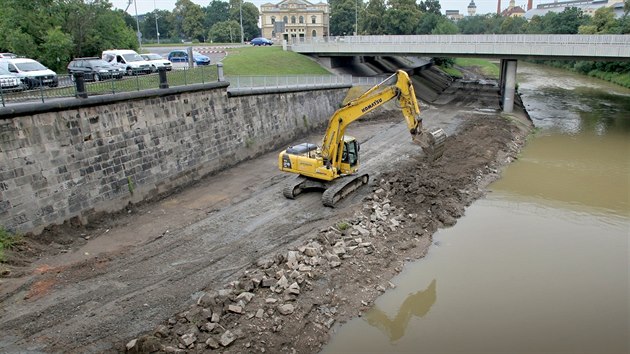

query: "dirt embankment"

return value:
[0, 67, 533, 353]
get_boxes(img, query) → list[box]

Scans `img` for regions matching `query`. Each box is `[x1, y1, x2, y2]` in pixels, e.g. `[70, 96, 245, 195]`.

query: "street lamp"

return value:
[133, 0, 142, 49]
[154, 0, 160, 44]
[240, 0, 244, 44]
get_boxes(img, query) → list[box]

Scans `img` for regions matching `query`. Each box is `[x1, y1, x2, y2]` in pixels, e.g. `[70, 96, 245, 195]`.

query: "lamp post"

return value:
[354, 0, 358, 36]
[154, 0, 160, 44]
[240, 0, 244, 44]
[133, 0, 142, 49]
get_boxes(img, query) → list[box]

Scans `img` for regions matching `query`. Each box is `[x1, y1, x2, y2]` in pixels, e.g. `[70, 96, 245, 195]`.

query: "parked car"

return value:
[140, 53, 172, 72]
[67, 57, 124, 81]
[0, 58, 58, 89]
[102, 49, 152, 75]
[0, 53, 17, 59]
[250, 38, 273, 46]
[167, 50, 211, 65]
[0, 66, 24, 91]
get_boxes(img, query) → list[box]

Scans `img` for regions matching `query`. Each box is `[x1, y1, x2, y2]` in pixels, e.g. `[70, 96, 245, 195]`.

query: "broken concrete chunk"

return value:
[154, 324, 170, 338]
[332, 241, 346, 255]
[277, 304, 295, 315]
[287, 282, 300, 295]
[276, 275, 289, 289]
[179, 333, 197, 347]
[220, 330, 236, 347]
[303, 247, 318, 257]
[236, 291, 255, 304]
[255, 309, 264, 318]
[261, 277, 275, 288]
[205, 337, 220, 349]
[126, 338, 137, 351]
[228, 305, 243, 314]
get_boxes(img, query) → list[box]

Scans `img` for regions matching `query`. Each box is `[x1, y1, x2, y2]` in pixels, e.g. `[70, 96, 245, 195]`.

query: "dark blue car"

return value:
[167, 50, 211, 65]
[250, 38, 273, 46]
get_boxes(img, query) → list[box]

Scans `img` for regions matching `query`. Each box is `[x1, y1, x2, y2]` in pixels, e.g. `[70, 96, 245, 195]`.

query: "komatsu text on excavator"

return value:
[278, 70, 446, 207]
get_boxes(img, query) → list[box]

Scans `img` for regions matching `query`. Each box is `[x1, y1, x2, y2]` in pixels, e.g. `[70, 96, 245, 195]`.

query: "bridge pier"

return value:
[499, 59, 518, 113]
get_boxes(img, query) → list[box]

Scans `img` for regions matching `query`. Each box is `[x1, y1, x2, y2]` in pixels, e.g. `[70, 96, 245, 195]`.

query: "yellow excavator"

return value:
[278, 70, 446, 207]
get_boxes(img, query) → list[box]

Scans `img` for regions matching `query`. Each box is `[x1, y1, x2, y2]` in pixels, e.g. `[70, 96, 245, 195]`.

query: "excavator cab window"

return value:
[342, 141, 358, 166]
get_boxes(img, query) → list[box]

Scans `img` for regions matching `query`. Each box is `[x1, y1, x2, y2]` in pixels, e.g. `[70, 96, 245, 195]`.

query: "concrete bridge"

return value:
[289, 34, 630, 113]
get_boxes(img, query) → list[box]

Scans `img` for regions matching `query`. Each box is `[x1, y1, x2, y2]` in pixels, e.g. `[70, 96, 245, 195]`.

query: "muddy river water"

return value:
[321, 63, 630, 353]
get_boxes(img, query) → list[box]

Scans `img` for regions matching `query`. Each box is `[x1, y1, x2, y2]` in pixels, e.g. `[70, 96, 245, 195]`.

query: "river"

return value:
[321, 62, 630, 354]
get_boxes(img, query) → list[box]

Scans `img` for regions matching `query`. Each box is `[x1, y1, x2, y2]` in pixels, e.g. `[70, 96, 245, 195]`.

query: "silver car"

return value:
[0, 66, 24, 91]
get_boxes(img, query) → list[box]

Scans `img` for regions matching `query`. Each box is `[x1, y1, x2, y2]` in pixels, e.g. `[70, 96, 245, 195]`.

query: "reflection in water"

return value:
[365, 279, 437, 342]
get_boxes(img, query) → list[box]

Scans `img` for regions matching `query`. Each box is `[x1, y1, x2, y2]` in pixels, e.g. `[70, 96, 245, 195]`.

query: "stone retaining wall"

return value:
[0, 84, 349, 234]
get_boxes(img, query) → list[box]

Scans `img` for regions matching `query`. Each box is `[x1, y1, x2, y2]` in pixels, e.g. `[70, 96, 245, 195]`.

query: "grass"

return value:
[0, 227, 22, 263]
[587, 69, 630, 89]
[222, 46, 330, 76]
[439, 66, 463, 78]
[454, 58, 500, 79]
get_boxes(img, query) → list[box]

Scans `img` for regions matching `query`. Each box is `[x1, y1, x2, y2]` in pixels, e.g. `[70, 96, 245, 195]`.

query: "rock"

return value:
[154, 325, 170, 338]
[205, 337, 220, 349]
[204, 322, 218, 332]
[137, 335, 161, 352]
[197, 291, 218, 307]
[211, 312, 221, 323]
[277, 303, 295, 315]
[324, 318, 335, 328]
[255, 309, 264, 318]
[228, 305, 243, 314]
[286, 251, 299, 269]
[332, 242, 346, 255]
[126, 338, 137, 351]
[303, 247, 318, 257]
[163, 346, 185, 353]
[330, 261, 341, 268]
[287, 282, 300, 295]
[276, 275, 289, 289]
[179, 333, 197, 347]
[298, 264, 312, 272]
[261, 277, 275, 288]
[220, 330, 236, 347]
[265, 297, 278, 304]
[236, 292, 255, 304]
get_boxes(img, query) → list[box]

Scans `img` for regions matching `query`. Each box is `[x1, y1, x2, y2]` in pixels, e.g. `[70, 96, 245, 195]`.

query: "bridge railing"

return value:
[225, 74, 352, 89]
[293, 34, 630, 45]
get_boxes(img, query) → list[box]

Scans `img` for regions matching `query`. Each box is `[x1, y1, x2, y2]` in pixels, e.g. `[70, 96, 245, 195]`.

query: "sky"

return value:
[110, 0, 540, 17]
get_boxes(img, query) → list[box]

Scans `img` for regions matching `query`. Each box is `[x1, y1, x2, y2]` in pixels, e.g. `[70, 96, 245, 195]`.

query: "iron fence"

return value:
[1, 66, 387, 107]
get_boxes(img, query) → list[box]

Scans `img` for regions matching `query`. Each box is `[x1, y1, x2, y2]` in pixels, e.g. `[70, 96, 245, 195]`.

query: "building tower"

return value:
[527, 0, 533, 10]
[467, 0, 477, 15]
[497, 0, 502, 14]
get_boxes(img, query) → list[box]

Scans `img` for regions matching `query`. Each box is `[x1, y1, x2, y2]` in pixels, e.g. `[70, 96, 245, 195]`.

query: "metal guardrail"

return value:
[0, 66, 220, 107]
[293, 34, 630, 45]
[1, 68, 388, 107]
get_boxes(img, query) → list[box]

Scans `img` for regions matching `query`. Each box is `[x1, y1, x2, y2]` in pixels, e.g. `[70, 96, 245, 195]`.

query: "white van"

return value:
[102, 49, 152, 76]
[0, 58, 58, 89]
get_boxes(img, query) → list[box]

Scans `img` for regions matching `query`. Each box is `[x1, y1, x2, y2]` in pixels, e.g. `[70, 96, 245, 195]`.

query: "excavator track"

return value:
[322, 173, 369, 207]
[282, 176, 307, 199]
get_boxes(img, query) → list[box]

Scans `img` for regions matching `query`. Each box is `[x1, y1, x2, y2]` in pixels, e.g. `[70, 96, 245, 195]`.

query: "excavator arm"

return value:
[320, 70, 444, 168]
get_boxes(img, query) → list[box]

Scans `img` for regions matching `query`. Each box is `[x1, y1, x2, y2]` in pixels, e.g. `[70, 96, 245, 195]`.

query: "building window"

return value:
[271, 16, 275, 24]
[311, 16, 316, 24]
[291, 16, 296, 24]
[312, 30, 317, 37]
[299, 16, 304, 23]
[283, 16, 288, 23]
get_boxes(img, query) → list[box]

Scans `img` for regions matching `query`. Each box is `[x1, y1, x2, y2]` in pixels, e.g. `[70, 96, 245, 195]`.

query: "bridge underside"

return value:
[317, 54, 520, 113]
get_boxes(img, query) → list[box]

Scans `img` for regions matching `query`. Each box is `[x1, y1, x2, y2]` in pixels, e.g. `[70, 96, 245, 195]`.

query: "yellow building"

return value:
[260, 0, 330, 41]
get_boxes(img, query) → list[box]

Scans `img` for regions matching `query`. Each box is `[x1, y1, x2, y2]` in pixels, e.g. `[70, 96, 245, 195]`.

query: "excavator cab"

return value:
[339, 136, 359, 174]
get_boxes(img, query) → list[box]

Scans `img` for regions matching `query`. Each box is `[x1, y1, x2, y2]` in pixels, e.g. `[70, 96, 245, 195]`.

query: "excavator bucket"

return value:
[413, 128, 447, 161]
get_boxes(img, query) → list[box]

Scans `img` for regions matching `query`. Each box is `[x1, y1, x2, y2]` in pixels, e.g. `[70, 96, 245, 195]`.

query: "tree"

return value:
[416, 13, 441, 34]
[39, 27, 74, 72]
[590, 7, 618, 33]
[457, 15, 490, 34]
[499, 16, 528, 34]
[142, 10, 174, 41]
[431, 18, 459, 34]
[205, 0, 230, 29]
[383, 0, 421, 35]
[361, 0, 386, 34]
[208, 20, 241, 43]
[172, 0, 206, 41]
[330, 0, 358, 36]
[418, 0, 441, 15]
[227, 0, 260, 41]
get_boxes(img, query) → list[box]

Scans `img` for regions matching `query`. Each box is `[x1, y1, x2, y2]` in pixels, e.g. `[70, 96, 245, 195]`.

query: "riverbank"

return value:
[123, 108, 533, 352]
